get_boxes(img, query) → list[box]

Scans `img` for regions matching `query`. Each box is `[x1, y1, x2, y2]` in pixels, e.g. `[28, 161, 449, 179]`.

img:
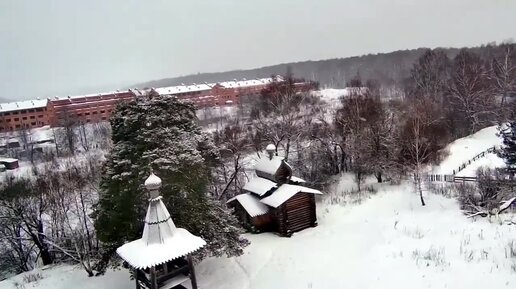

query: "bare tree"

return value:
[253, 72, 316, 161]
[490, 45, 516, 106]
[56, 110, 78, 155]
[409, 49, 451, 104]
[0, 176, 54, 267]
[399, 99, 447, 206]
[448, 50, 496, 135]
[212, 123, 251, 201]
[17, 123, 36, 164]
[77, 122, 90, 152]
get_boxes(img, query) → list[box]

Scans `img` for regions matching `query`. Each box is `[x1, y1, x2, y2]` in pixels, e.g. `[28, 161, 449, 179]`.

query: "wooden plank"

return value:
[289, 222, 311, 232]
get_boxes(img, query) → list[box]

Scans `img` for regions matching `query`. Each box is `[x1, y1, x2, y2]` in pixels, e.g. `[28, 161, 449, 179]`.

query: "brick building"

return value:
[151, 77, 278, 108]
[0, 99, 50, 132]
[0, 77, 314, 132]
[47, 90, 136, 126]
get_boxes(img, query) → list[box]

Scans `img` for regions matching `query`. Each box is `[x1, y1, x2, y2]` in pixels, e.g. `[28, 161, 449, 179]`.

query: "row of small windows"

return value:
[56, 109, 112, 121]
[0, 115, 45, 123]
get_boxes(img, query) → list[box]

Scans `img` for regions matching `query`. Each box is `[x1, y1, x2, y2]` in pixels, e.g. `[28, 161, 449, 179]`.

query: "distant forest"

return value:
[132, 44, 508, 90]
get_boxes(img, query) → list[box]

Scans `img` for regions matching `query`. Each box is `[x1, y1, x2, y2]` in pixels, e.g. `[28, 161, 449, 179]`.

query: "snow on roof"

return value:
[242, 177, 277, 196]
[500, 197, 516, 211]
[144, 173, 162, 191]
[0, 157, 18, 163]
[51, 90, 132, 101]
[261, 184, 322, 208]
[154, 83, 212, 96]
[254, 155, 284, 176]
[219, 77, 276, 89]
[290, 176, 306, 183]
[266, 144, 276, 151]
[227, 193, 270, 217]
[117, 195, 205, 269]
[117, 228, 206, 270]
[0, 99, 47, 113]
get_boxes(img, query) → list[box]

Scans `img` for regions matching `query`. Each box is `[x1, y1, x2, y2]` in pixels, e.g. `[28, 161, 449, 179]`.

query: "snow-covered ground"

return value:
[2, 105, 515, 289]
[312, 88, 349, 109]
[431, 126, 505, 176]
[0, 126, 54, 146]
[2, 179, 515, 289]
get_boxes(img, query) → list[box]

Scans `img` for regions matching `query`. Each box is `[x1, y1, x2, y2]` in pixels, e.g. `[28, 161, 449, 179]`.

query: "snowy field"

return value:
[2, 179, 515, 289]
[431, 126, 505, 176]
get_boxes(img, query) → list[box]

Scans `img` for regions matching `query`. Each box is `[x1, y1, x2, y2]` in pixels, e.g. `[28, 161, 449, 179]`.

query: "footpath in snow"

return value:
[2, 179, 515, 289]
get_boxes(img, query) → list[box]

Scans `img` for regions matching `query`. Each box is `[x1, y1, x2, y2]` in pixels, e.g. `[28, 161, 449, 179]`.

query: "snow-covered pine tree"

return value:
[499, 121, 516, 176]
[93, 96, 248, 267]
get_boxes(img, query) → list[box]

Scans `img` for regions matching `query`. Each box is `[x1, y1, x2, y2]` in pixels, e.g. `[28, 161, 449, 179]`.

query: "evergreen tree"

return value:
[499, 121, 516, 176]
[93, 96, 248, 267]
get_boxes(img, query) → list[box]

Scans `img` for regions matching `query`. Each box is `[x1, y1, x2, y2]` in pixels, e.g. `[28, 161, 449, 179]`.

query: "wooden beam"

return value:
[135, 269, 141, 289]
[149, 266, 157, 289]
[187, 255, 198, 289]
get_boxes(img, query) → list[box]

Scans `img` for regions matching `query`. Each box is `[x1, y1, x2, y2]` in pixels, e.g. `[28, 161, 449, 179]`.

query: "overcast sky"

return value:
[1, 0, 516, 101]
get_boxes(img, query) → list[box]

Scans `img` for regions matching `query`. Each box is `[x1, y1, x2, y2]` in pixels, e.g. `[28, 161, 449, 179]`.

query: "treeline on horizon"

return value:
[134, 42, 515, 90]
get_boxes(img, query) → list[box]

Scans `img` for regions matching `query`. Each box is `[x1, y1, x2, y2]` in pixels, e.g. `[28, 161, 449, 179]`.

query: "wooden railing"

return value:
[452, 145, 500, 175]
[425, 174, 516, 186]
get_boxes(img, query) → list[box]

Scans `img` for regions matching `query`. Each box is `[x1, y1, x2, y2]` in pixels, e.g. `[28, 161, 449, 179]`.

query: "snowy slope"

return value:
[312, 88, 348, 110]
[432, 126, 505, 176]
[2, 181, 515, 289]
[0, 265, 131, 289]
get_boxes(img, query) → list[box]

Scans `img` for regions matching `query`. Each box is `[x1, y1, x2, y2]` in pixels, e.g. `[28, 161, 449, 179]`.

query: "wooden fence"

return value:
[452, 145, 500, 175]
[425, 174, 516, 186]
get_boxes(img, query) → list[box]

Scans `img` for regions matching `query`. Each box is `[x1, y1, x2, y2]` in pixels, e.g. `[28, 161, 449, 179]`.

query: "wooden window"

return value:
[14, 117, 19, 121]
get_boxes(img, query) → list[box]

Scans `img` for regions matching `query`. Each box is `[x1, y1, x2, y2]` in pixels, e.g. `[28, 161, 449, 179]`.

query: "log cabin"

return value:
[227, 144, 322, 237]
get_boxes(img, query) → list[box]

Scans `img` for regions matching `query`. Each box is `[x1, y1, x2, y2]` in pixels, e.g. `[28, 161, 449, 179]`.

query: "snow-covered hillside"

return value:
[431, 126, 506, 176]
[2, 180, 515, 289]
[313, 88, 349, 109]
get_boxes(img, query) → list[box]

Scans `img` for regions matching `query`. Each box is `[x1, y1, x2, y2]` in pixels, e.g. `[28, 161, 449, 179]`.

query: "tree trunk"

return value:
[419, 190, 426, 206]
[375, 172, 383, 183]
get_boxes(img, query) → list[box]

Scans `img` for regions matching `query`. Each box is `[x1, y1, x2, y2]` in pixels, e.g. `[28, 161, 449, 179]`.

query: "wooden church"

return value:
[117, 173, 206, 289]
[228, 144, 322, 237]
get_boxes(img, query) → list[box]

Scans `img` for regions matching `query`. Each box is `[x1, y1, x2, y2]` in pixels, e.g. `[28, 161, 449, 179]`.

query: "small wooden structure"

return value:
[228, 144, 322, 237]
[0, 158, 19, 170]
[117, 173, 206, 289]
